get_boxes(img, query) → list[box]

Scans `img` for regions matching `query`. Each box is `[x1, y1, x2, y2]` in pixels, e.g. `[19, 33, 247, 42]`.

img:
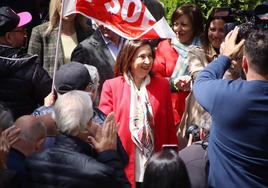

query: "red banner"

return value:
[63, 0, 175, 39]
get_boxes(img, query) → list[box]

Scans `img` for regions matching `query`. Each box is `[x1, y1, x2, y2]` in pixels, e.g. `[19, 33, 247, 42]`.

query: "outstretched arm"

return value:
[193, 27, 245, 113]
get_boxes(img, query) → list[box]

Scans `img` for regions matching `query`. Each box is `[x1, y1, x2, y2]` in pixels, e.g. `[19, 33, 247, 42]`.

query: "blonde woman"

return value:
[28, 0, 93, 76]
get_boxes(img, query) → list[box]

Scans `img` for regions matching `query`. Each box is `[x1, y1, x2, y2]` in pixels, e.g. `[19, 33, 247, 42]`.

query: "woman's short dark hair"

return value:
[114, 40, 154, 76]
[143, 148, 191, 188]
[171, 3, 204, 37]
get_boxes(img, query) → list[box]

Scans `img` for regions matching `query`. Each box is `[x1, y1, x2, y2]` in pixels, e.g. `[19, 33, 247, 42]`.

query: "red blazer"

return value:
[99, 76, 178, 188]
[153, 39, 189, 125]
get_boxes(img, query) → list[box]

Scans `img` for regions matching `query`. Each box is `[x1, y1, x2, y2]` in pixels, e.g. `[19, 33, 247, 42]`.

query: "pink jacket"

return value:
[99, 76, 178, 188]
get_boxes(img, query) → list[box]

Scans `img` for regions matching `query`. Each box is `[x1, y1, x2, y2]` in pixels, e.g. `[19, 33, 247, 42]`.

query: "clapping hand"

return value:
[88, 112, 118, 153]
[0, 126, 20, 170]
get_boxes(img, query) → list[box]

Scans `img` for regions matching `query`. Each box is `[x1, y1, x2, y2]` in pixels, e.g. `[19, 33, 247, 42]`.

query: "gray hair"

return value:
[84, 65, 100, 87]
[53, 90, 93, 136]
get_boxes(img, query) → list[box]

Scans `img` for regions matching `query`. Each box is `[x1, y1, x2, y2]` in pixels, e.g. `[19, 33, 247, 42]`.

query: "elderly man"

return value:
[32, 62, 128, 168]
[193, 28, 268, 187]
[5, 115, 46, 187]
[26, 91, 130, 188]
[6, 115, 46, 172]
[0, 6, 52, 119]
[0, 105, 20, 187]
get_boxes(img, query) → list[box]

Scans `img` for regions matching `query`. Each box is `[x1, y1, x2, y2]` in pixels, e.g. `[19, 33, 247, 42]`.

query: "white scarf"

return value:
[124, 72, 154, 159]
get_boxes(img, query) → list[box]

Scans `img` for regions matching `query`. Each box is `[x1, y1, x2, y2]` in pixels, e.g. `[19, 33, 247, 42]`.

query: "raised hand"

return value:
[0, 126, 20, 170]
[44, 91, 57, 107]
[88, 112, 117, 153]
[220, 27, 245, 60]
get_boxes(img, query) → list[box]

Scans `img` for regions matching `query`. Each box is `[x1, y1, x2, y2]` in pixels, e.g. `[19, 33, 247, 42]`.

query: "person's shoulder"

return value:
[32, 22, 49, 32]
[156, 39, 176, 56]
[157, 39, 172, 48]
[188, 46, 207, 65]
[189, 45, 205, 54]
[10, 51, 38, 68]
[179, 141, 207, 159]
[79, 29, 102, 46]
[104, 76, 125, 85]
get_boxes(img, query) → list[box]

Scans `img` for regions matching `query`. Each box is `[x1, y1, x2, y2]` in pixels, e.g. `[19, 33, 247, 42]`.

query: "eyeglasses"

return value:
[11, 28, 27, 34]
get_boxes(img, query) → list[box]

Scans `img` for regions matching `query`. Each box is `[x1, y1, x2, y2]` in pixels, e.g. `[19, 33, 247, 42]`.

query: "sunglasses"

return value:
[11, 28, 27, 34]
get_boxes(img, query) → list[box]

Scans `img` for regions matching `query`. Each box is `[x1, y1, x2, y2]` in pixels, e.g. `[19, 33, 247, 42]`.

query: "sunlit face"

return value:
[130, 44, 153, 82]
[208, 19, 225, 49]
[173, 14, 194, 45]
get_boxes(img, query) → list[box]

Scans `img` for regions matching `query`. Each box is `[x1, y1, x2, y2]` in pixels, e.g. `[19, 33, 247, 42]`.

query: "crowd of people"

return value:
[0, 1, 268, 188]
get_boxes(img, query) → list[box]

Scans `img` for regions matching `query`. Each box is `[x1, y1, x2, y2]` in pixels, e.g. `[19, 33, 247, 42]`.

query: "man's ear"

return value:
[242, 55, 248, 75]
[4, 32, 12, 45]
[35, 138, 45, 151]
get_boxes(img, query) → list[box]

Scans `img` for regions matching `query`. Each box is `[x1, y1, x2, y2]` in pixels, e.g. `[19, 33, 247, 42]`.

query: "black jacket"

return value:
[0, 45, 52, 119]
[71, 29, 115, 94]
[25, 134, 130, 188]
[179, 141, 209, 188]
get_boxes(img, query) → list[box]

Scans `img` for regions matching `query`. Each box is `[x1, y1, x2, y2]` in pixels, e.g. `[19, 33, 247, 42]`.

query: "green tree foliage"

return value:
[160, 0, 263, 24]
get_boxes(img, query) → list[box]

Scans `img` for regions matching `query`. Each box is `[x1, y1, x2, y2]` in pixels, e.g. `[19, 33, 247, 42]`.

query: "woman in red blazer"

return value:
[153, 4, 204, 126]
[99, 40, 178, 188]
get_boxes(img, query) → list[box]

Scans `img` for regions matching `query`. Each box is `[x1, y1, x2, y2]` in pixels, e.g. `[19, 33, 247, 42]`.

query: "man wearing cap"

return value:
[0, 6, 52, 120]
[71, 25, 125, 100]
[32, 62, 94, 117]
[32, 62, 129, 166]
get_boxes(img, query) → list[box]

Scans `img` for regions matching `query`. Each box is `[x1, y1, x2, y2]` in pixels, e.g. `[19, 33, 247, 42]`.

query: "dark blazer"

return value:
[71, 29, 115, 94]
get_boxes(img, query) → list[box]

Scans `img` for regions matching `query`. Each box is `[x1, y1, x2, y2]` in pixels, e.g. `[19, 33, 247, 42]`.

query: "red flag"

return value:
[63, 0, 175, 39]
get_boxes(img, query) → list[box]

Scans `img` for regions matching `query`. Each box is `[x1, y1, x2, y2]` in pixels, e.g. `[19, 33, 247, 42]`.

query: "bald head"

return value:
[36, 113, 57, 136]
[15, 115, 46, 143]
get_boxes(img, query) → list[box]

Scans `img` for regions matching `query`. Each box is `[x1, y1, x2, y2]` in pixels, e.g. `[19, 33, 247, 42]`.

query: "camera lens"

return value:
[186, 124, 200, 142]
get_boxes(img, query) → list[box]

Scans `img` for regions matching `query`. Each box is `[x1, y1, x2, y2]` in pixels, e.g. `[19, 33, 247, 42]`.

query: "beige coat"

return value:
[178, 45, 240, 148]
